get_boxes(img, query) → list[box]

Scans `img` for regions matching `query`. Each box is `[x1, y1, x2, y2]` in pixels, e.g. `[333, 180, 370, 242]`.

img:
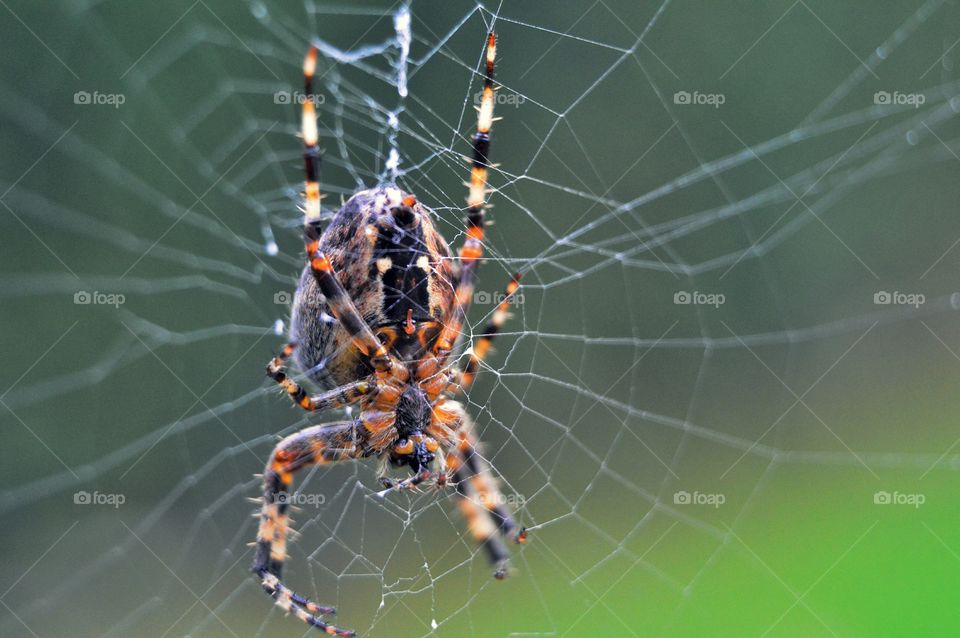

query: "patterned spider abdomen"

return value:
[290, 185, 454, 389]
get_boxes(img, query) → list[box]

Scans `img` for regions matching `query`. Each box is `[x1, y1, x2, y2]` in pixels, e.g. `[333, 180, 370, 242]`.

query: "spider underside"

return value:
[251, 33, 525, 636]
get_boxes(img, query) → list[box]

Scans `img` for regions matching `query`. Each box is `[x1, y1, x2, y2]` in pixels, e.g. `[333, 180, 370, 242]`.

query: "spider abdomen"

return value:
[290, 186, 454, 389]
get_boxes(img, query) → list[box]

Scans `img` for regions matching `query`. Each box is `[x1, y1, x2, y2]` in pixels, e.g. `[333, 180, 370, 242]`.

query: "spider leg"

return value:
[301, 45, 322, 225]
[267, 342, 373, 411]
[434, 32, 498, 358]
[298, 50, 394, 377]
[253, 421, 362, 637]
[375, 469, 432, 497]
[456, 426, 526, 544]
[449, 273, 521, 394]
[298, 44, 394, 378]
[305, 242, 395, 375]
[446, 411, 526, 580]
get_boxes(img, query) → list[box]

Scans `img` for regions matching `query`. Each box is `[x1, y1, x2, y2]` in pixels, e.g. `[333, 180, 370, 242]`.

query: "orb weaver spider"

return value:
[252, 32, 526, 636]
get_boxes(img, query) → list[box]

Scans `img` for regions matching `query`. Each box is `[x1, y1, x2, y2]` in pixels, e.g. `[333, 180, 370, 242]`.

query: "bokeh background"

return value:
[2, 1, 960, 637]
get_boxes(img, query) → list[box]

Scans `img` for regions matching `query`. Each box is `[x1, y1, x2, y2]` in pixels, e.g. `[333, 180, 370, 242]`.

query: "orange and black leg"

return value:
[434, 32, 498, 359]
[267, 342, 373, 411]
[253, 421, 361, 636]
[301, 45, 322, 225]
[452, 461, 510, 578]
[452, 273, 521, 393]
[304, 241, 394, 376]
[298, 44, 394, 377]
[457, 430, 526, 545]
[447, 415, 526, 579]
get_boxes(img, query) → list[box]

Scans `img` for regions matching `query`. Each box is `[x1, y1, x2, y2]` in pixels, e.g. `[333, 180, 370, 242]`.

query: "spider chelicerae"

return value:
[252, 32, 526, 636]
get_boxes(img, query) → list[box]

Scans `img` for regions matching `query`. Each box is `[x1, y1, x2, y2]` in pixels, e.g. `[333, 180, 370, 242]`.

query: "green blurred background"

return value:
[2, 1, 960, 637]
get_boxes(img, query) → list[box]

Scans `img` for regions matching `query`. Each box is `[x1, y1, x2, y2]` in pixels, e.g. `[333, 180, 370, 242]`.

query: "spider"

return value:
[252, 32, 526, 636]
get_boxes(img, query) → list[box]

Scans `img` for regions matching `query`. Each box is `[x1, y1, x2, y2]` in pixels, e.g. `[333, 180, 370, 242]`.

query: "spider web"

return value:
[3, 1, 960, 636]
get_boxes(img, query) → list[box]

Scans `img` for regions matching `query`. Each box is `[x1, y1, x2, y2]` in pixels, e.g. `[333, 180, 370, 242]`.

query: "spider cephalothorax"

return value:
[391, 386, 437, 468]
[252, 33, 525, 637]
